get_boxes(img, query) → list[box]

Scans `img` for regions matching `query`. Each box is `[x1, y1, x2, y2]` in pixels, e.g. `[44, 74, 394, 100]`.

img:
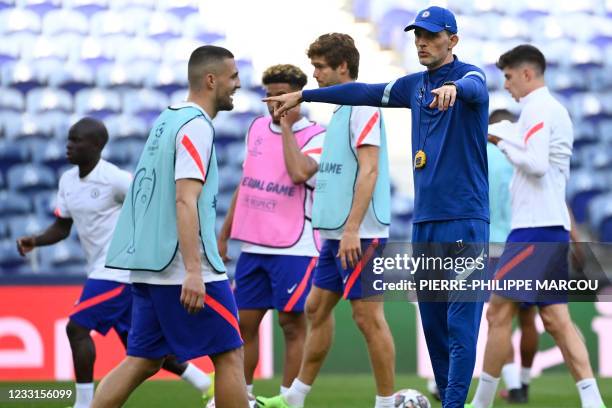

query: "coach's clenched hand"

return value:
[429, 84, 457, 111]
[181, 273, 205, 314]
[263, 91, 303, 117]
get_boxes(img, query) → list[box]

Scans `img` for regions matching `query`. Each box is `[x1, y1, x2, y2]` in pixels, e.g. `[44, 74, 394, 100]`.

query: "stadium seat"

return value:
[157, 0, 199, 19]
[17, 0, 61, 16]
[32, 189, 57, 218]
[90, 10, 137, 38]
[0, 190, 32, 217]
[64, 0, 108, 18]
[0, 239, 27, 271]
[122, 89, 168, 126]
[95, 63, 147, 88]
[163, 38, 202, 64]
[588, 193, 612, 241]
[47, 62, 94, 94]
[571, 93, 605, 122]
[0, 0, 14, 10]
[144, 63, 187, 95]
[231, 89, 266, 115]
[0, 8, 41, 35]
[182, 14, 224, 43]
[0, 60, 45, 93]
[169, 88, 188, 105]
[8, 214, 50, 239]
[0, 36, 20, 66]
[3, 113, 56, 140]
[39, 240, 86, 269]
[143, 12, 181, 43]
[42, 8, 88, 35]
[599, 120, 612, 144]
[376, 8, 416, 50]
[0, 218, 8, 239]
[105, 114, 149, 141]
[0, 139, 29, 173]
[26, 88, 73, 113]
[0, 87, 25, 111]
[74, 88, 122, 119]
[352, 0, 370, 20]
[114, 38, 161, 64]
[31, 139, 67, 171]
[7, 163, 56, 194]
[73, 36, 117, 69]
[109, 0, 154, 11]
[567, 171, 609, 223]
[547, 68, 588, 97]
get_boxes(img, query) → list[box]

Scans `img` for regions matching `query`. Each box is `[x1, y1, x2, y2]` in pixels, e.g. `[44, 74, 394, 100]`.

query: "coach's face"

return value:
[414, 28, 457, 69]
[214, 58, 241, 111]
[311, 56, 342, 88]
[265, 82, 299, 125]
[502, 66, 529, 102]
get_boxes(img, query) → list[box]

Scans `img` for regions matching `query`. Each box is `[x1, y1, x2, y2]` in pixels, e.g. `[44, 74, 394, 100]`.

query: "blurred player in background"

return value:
[16, 118, 213, 408]
[468, 44, 606, 408]
[258, 33, 395, 408]
[218, 64, 325, 397]
[93, 45, 249, 408]
[265, 7, 490, 407]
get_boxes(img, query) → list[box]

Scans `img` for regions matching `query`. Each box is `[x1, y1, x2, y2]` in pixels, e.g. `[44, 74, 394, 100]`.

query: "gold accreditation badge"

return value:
[414, 150, 427, 169]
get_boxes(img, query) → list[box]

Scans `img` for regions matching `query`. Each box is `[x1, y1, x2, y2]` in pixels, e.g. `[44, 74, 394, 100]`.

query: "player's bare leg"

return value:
[482, 295, 518, 376]
[210, 347, 250, 407]
[350, 298, 395, 397]
[238, 309, 268, 386]
[278, 311, 307, 388]
[91, 356, 164, 408]
[66, 320, 96, 383]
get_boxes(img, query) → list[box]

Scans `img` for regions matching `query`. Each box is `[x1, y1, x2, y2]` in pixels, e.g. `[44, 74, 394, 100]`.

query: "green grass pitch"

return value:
[2, 374, 610, 407]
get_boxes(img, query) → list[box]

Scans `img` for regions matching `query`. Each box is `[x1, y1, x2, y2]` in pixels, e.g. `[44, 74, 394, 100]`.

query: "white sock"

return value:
[280, 385, 289, 396]
[284, 378, 311, 408]
[520, 367, 531, 385]
[471, 372, 500, 408]
[74, 382, 94, 408]
[375, 394, 395, 408]
[247, 384, 254, 394]
[180, 363, 212, 392]
[501, 363, 521, 390]
[576, 378, 605, 408]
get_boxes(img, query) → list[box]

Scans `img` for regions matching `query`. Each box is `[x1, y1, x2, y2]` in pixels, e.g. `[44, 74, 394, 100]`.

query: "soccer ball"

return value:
[394, 388, 431, 408]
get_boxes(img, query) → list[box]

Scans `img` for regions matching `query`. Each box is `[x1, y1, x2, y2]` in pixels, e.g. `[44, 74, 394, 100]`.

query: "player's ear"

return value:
[338, 61, 349, 76]
[449, 33, 459, 50]
[205, 72, 216, 89]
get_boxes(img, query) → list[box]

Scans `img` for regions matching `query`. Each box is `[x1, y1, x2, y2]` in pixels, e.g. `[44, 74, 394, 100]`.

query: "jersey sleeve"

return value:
[175, 117, 213, 182]
[350, 106, 381, 148]
[54, 173, 71, 219]
[112, 168, 133, 204]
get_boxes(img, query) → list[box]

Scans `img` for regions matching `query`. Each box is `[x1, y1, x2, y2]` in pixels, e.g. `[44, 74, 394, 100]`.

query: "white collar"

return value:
[269, 117, 312, 133]
[520, 86, 549, 107]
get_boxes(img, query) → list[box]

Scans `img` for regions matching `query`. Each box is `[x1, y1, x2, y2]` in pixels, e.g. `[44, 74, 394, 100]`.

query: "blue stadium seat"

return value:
[169, 88, 188, 105]
[42, 8, 88, 35]
[39, 240, 86, 269]
[122, 89, 168, 125]
[0, 87, 25, 111]
[217, 166, 242, 193]
[376, 8, 416, 50]
[3, 113, 56, 141]
[0, 219, 8, 239]
[26, 88, 73, 113]
[573, 121, 599, 151]
[0, 8, 41, 35]
[0, 60, 45, 93]
[163, 38, 202, 64]
[157, 0, 199, 19]
[32, 189, 57, 218]
[109, 0, 154, 11]
[0, 239, 27, 271]
[599, 120, 612, 144]
[95, 63, 147, 88]
[8, 215, 50, 239]
[0, 36, 20, 66]
[90, 10, 137, 38]
[0, 139, 29, 173]
[114, 38, 161, 64]
[547, 68, 587, 97]
[571, 93, 605, 123]
[74, 36, 116, 69]
[102, 140, 144, 166]
[588, 193, 612, 242]
[47, 62, 94, 94]
[31, 139, 67, 171]
[105, 114, 148, 141]
[64, 0, 108, 18]
[144, 12, 181, 43]
[74, 88, 122, 119]
[0, 191, 32, 217]
[567, 171, 609, 223]
[17, 0, 61, 16]
[183, 14, 224, 43]
[7, 163, 56, 194]
[144, 63, 187, 95]
[0, 0, 14, 10]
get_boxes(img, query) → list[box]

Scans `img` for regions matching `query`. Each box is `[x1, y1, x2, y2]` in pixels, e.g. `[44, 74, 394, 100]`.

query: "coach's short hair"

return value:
[496, 44, 546, 75]
[489, 109, 517, 124]
[262, 64, 308, 90]
[307, 33, 360, 79]
[188, 45, 234, 90]
[70, 117, 109, 149]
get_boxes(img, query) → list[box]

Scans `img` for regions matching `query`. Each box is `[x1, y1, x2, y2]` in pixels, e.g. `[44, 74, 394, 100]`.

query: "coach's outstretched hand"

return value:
[181, 274, 206, 314]
[263, 91, 303, 118]
[429, 84, 457, 111]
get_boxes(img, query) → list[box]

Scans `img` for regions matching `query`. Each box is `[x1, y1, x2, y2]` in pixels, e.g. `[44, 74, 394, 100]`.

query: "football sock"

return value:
[74, 382, 94, 408]
[285, 378, 311, 408]
[520, 367, 531, 385]
[471, 372, 499, 408]
[181, 363, 211, 391]
[501, 363, 521, 389]
[375, 394, 395, 408]
[280, 385, 289, 396]
[247, 384, 254, 394]
[576, 378, 605, 408]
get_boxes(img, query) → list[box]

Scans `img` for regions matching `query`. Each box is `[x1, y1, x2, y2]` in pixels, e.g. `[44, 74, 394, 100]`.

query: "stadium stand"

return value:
[0, 0, 610, 277]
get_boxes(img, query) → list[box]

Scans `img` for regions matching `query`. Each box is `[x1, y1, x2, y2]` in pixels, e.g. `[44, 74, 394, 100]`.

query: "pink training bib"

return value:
[231, 116, 324, 248]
